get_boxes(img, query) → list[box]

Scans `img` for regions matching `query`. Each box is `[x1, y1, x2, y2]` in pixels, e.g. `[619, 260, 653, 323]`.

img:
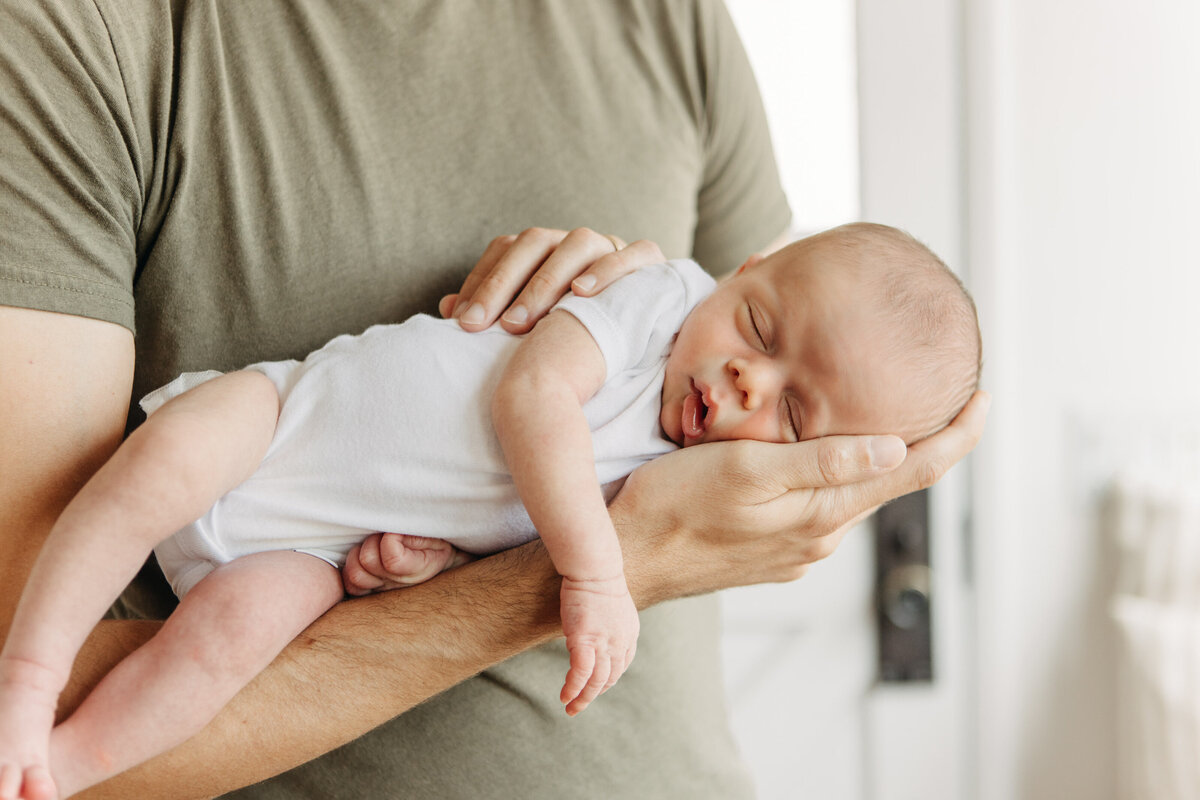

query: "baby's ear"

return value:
[736, 254, 764, 275]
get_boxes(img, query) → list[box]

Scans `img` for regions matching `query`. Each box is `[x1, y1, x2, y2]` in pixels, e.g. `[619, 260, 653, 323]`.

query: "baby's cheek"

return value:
[729, 414, 787, 445]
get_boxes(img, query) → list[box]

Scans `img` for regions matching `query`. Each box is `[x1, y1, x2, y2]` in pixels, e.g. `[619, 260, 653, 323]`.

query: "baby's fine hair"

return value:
[813, 222, 982, 442]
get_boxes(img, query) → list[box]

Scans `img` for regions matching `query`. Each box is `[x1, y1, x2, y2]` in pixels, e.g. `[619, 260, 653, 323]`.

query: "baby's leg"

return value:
[49, 551, 342, 798]
[0, 371, 280, 800]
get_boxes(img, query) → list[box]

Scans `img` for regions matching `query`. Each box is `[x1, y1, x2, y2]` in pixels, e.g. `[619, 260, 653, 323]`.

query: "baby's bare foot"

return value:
[0, 764, 55, 800]
[343, 533, 471, 596]
[0, 658, 62, 800]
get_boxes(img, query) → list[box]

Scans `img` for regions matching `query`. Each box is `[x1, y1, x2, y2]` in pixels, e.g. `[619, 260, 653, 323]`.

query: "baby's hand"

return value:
[558, 575, 639, 716]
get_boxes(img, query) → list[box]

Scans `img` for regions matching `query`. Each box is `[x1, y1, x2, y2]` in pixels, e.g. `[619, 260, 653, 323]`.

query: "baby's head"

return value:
[660, 222, 980, 447]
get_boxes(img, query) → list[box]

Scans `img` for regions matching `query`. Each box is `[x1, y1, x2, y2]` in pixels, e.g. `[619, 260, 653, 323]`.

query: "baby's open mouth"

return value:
[681, 379, 709, 440]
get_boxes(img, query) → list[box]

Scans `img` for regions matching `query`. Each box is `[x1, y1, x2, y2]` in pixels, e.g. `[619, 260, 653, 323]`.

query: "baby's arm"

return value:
[491, 311, 639, 716]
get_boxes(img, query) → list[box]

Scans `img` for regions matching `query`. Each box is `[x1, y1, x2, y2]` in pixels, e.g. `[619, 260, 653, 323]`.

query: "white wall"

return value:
[726, 0, 860, 233]
[970, 0, 1200, 797]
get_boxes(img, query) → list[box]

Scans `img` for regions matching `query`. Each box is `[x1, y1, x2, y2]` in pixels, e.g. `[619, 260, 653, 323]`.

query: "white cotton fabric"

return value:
[143, 260, 715, 597]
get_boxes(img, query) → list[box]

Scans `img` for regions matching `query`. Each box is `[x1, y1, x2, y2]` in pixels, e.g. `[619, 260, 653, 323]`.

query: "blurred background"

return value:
[719, 0, 1200, 798]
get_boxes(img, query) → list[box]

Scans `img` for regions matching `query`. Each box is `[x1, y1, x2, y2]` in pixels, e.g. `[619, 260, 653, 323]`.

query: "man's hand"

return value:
[440, 227, 666, 334]
[617, 391, 991, 606]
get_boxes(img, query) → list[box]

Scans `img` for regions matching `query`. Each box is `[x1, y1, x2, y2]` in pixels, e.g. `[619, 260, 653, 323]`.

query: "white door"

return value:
[721, 2, 974, 798]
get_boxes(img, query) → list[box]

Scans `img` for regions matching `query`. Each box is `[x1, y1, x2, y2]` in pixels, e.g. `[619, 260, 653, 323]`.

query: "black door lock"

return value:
[874, 489, 933, 682]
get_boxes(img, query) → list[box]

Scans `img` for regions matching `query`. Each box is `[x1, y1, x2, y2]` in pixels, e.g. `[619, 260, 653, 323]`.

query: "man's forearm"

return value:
[73, 541, 563, 800]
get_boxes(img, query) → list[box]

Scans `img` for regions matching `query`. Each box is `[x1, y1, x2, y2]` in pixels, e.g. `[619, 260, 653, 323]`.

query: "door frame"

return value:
[856, 1, 977, 796]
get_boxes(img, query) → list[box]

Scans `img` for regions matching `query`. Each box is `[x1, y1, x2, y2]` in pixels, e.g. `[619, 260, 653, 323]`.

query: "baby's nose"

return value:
[728, 357, 774, 410]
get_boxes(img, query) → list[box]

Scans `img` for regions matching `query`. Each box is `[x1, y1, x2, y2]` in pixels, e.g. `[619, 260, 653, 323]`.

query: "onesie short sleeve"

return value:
[553, 259, 716, 383]
[0, 2, 144, 330]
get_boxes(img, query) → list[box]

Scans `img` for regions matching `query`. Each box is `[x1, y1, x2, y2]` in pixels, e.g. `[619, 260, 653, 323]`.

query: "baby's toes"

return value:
[22, 766, 56, 800]
[0, 763, 22, 800]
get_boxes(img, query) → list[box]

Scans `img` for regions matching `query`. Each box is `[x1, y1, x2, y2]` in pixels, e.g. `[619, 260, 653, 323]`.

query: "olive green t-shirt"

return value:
[0, 1, 790, 797]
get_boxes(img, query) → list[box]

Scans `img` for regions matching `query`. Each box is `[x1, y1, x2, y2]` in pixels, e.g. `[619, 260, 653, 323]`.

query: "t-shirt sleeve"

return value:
[691, 0, 793, 272]
[552, 259, 716, 383]
[0, 2, 142, 330]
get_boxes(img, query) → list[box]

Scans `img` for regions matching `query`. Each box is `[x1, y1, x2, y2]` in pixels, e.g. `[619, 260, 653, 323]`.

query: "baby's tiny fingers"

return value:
[567, 653, 612, 717]
[561, 646, 596, 707]
[606, 646, 635, 689]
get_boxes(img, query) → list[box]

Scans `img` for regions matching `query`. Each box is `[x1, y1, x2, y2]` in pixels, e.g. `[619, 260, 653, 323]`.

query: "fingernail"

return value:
[460, 303, 485, 325]
[501, 305, 529, 325]
[572, 275, 597, 293]
[869, 436, 906, 468]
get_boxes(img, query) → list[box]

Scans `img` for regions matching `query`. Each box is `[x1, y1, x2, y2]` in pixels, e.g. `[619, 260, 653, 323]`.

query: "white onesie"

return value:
[143, 260, 716, 597]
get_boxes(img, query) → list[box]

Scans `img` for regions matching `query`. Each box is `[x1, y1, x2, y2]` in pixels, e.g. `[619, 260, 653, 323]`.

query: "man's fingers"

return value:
[568, 238, 665, 297]
[766, 391, 987, 500]
[848, 390, 990, 511]
[442, 234, 518, 319]
[731, 434, 906, 498]
[443, 228, 663, 334]
[773, 390, 990, 545]
[497, 227, 625, 333]
[453, 228, 568, 330]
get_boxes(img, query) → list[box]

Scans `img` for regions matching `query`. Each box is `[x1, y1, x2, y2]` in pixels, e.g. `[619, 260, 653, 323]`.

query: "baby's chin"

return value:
[659, 409, 684, 447]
